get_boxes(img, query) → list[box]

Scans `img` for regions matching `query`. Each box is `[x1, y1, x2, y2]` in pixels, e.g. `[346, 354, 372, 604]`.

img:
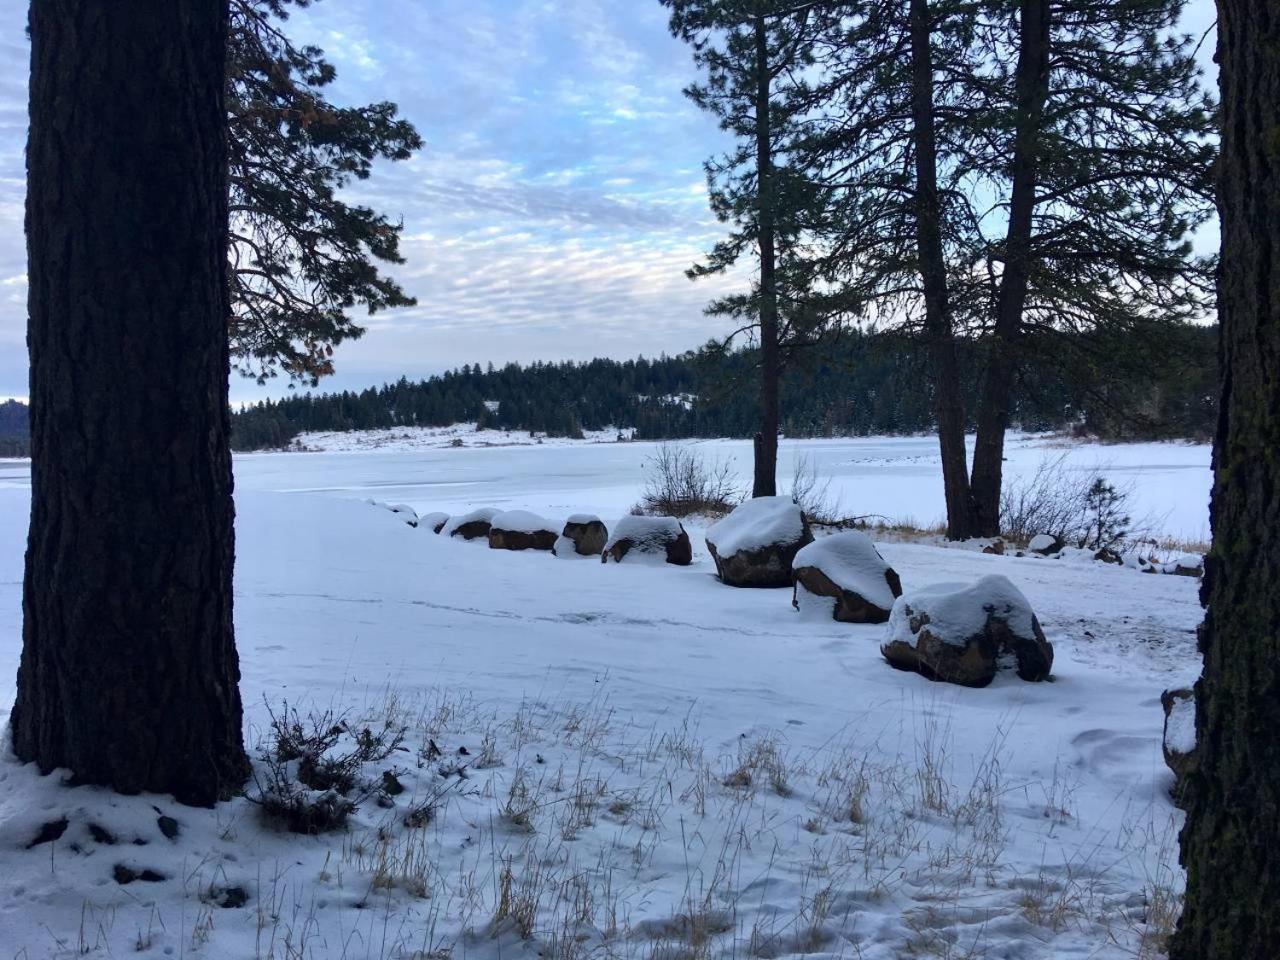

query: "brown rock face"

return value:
[793, 564, 902, 624]
[562, 518, 608, 556]
[450, 519, 492, 541]
[489, 528, 557, 551]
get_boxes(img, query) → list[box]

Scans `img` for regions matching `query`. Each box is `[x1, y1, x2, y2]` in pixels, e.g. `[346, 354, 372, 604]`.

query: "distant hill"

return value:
[0, 399, 29, 457]
[229, 327, 1217, 451]
[0, 326, 1217, 458]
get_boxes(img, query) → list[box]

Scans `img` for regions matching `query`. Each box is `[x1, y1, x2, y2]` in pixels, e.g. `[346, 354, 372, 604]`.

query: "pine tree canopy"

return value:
[228, 0, 422, 385]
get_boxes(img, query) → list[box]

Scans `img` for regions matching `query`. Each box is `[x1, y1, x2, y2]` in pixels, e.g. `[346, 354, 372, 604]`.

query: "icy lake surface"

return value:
[1, 432, 1211, 540]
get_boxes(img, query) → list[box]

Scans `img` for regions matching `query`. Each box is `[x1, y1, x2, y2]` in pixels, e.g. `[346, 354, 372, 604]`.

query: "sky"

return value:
[0, 0, 1219, 405]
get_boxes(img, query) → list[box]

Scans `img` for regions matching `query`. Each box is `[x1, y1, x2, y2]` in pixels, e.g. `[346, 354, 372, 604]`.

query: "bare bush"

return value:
[1000, 454, 1136, 549]
[637, 443, 741, 517]
[787, 454, 845, 525]
[250, 700, 407, 833]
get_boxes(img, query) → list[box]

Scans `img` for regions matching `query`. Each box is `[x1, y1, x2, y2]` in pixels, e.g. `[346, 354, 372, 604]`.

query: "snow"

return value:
[0, 438, 1209, 960]
[793, 531, 898, 610]
[441, 506, 500, 537]
[566, 512, 602, 525]
[289, 422, 626, 452]
[1166, 693, 1197, 755]
[489, 509, 556, 534]
[1028, 533, 1059, 552]
[887, 575, 1039, 649]
[705, 495, 805, 556]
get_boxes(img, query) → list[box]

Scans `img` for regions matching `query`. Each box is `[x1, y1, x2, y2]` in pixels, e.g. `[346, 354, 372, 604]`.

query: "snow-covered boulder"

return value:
[557, 514, 608, 557]
[488, 510, 558, 551]
[1165, 555, 1204, 578]
[1093, 546, 1123, 565]
[792, 532, 902, 623]
[1161, 687, 1195, 803]
[419, 511, 450, 534]
[1028, 534, 1062, 556]
[704, 496, 813, 587]
[442, 507, 501, 541]
[383, 503, 419, 527]
[602, 515, 692, 566]
[881, 575, 1054, 687]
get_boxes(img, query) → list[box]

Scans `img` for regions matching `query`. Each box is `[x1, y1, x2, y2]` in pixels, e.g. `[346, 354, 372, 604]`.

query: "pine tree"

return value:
[793, 0, 986, 536]
[228, 0, 422, 385]
[663, 0, 827, 497]
[1170, 0, 1280, 953]
[964, 0, 1215, 535]
[15, 0, 248, 805]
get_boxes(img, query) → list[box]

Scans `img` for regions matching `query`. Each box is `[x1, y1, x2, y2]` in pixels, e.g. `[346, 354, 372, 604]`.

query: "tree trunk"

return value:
[1170, 1, 1280, 953]
[969, 0, 1051, 537]
[753, 13, 780, 498]
[13, 0, 249, 806]
[908, 0, 976, 539]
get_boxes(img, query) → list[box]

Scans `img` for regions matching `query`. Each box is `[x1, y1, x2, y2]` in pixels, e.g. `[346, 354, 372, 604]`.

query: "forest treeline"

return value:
[0, 325, 1216, 458]
[225, 325, 1215, 451]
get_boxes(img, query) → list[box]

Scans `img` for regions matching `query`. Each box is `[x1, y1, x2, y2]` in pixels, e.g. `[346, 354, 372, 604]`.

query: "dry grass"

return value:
[130, 686, 1184, 960]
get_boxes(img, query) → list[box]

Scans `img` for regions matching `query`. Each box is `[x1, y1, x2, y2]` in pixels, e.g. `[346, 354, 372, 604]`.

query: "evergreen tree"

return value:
[1170, 0, 1280, 953]
[663, 0, 827, 497]
[228, 0, 422, 385]
[793, 0, 987, 537]
[16, 0, 248, 805]
[963, 0, 1216, 534]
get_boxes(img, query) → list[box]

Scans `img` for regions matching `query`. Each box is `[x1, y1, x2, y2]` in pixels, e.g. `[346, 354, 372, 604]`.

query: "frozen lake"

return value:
[0, 432, 1212, 541]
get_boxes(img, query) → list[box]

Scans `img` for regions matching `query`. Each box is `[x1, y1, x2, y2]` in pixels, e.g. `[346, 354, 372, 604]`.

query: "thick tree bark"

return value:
[908, 0, 976, 539]
[1170, 1, 1280, 955]
[753, 13, 780, 498]
[13, 0, 249, 806]
[969, 0, 1051, 537]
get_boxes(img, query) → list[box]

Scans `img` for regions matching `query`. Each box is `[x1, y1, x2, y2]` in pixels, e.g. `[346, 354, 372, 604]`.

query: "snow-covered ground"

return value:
[0, 436, 1207, 959]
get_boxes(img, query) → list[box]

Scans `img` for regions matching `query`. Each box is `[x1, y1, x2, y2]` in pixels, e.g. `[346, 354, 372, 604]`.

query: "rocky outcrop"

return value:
[705, 496, 813, 587]
[792, 532, 902, 623]
[881, 576, 1054, 687]
[602, 515, 692, 566]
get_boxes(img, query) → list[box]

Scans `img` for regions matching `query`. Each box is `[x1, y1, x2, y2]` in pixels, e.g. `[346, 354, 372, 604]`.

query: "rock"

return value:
[1094, 546, 1123, 565]
[488, 510, 558, 551]
[419, 511, 450, 534]
[602, 515, 692, 566]
[442, 507, 501, 541]
[371, 501, 419, 527]
[792, 532, 902, 623]
[1161, 687, 1196, 805]
[1167, 555, 1204, 578]
[705, 496, 813, 587]
[981, 539, 1005, 556]
[1027, 533, 1062, 556]
[881, 575, 1054, 687]
[558, 514, 608, 557]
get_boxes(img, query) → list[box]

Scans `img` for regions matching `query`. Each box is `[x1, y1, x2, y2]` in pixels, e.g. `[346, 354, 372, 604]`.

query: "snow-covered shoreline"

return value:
[0, 486, 1198, 959]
